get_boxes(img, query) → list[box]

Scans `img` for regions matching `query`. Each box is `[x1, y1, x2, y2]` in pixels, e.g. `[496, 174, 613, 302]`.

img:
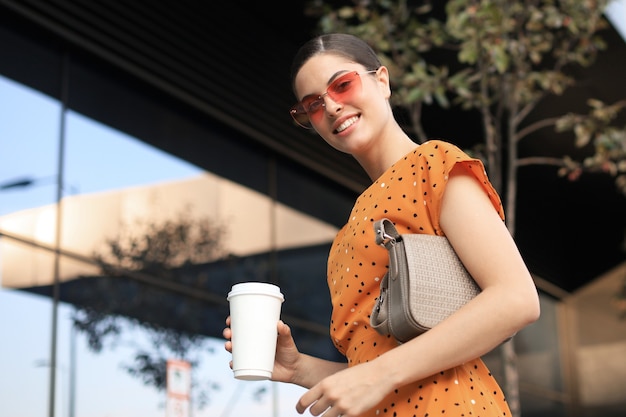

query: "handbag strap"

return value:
[374, 218, 401, 247]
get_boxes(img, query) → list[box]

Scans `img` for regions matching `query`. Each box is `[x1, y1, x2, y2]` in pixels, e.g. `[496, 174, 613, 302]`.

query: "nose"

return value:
[323, 94, 342, 115]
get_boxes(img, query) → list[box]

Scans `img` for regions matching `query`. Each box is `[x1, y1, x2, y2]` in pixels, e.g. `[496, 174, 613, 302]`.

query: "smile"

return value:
[335, 116, 359, 133]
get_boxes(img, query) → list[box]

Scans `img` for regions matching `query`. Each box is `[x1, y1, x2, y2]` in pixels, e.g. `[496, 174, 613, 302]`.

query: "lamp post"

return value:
[49, 51, 68, 417]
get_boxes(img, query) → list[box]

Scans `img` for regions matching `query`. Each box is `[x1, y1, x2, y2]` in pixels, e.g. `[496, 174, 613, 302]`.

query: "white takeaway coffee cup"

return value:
[227, 282, 285, 380]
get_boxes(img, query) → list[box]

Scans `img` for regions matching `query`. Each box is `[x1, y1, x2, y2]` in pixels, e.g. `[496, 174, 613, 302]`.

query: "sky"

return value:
[1, 4, 624, 417]
[0, 75, 307, 417]
[606, 0, 626, 40]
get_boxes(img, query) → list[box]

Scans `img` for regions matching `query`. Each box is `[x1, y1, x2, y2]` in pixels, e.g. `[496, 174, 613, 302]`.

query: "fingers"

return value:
[222, 326, 232, 342]
[298, 400, 346, 417]
[277, 319, 288, 335]
[223, 326, 232, 339]
[223, 316, 232, 353]
[296, 397, 339, 417]
[296, 385, 328, 415]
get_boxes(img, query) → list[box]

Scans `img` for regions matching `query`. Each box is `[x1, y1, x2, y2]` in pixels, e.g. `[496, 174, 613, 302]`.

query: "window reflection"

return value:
[0, 73, 331, 416]
[0, 76, 59, 216]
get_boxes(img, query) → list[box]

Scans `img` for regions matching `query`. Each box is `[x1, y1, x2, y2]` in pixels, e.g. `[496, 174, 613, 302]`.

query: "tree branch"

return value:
[514, 117, 561, 143]
[514, 90, 547, 127]
[516, 156, 569, 168]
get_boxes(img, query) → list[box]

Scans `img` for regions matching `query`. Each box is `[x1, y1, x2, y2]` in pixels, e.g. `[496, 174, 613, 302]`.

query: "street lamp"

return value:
[0, 176, 77, 194]
[0, 178, 37, 189]
[49, 51, 69, 417]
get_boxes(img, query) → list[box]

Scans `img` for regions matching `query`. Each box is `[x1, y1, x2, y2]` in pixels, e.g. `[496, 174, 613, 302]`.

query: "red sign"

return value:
[166, 359, 191, 417]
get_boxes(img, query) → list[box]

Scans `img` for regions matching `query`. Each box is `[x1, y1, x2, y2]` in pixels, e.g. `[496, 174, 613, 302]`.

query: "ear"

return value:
[375, 66, 392, 99]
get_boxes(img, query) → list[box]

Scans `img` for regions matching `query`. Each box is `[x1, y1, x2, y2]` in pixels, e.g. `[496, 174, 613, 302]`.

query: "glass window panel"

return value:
[482, 291, 567, 416]
[0, 83, 314, 415]
[517, 294, 563, 390]
[0, 290, 53, 416]
[0, 75, 60, 416]
[519, 396, 567, 417]
[65, 110, 204, 195]
[0, 75, 60, 216]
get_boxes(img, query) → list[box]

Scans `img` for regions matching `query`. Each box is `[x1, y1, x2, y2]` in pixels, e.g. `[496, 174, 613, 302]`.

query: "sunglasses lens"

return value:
[290, 71, 364, 129]
[327, 71, 361, 102]
[290, 106, 312, 128]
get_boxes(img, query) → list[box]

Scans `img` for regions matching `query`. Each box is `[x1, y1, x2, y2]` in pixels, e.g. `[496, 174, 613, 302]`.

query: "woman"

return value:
[224, 33, 540, 417]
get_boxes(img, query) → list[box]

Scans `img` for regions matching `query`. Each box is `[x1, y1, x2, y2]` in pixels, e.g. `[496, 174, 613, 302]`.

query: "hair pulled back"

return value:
[290, 33, 382, 96]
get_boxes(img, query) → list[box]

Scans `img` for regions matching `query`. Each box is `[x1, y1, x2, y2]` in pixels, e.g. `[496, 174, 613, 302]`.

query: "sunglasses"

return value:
[290, 70, 378, 129]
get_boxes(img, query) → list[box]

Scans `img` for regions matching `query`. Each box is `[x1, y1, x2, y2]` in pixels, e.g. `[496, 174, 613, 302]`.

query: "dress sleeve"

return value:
[417, 140, 505, 235]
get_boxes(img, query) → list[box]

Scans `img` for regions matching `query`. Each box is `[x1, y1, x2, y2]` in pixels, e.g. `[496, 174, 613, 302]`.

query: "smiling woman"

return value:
[2, 1, 624, 415]
[223, 33, 542, 417]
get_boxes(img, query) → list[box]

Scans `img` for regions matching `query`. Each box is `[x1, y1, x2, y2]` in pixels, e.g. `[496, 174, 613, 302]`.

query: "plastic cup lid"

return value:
[227, 282, 284, 301]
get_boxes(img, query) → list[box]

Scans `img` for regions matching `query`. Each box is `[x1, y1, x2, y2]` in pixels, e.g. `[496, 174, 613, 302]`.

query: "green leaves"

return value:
[307, 0, 625, 195]
[555, 99, 626, 193]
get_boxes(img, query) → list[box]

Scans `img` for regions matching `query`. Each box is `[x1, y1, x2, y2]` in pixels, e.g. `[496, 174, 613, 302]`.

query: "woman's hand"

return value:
[295, 360, 392, 417]
[223, 317, 301, 384]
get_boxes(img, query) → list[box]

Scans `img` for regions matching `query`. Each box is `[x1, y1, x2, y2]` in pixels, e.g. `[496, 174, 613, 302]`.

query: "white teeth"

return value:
[336, 116, 359, 133]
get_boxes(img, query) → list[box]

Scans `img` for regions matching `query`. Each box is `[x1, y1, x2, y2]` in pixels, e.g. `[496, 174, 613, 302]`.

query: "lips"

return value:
[334, 115, 360, 133]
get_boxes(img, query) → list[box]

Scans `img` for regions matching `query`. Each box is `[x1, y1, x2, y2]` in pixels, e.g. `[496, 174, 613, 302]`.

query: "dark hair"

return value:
[290, 33, 382, 95]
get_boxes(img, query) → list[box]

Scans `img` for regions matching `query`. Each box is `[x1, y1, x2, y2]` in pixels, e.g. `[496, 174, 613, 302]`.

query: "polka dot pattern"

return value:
[326, 140, 508, 416]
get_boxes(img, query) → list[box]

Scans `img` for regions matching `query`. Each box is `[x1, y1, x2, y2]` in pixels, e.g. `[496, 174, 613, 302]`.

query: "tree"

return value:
[304, 0, 625, 416]
[72, 211, 228, 410]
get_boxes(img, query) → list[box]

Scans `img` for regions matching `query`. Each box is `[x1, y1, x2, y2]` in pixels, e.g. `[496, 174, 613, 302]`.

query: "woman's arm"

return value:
[373, 164, 541, 388]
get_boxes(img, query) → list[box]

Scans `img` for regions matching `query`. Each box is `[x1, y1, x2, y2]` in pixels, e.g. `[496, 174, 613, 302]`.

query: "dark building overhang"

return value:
[0, 0, 624, 295]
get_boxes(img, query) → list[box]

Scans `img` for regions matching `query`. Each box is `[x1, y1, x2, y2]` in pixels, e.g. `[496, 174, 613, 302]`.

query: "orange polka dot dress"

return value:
[327, 140, 509, 417]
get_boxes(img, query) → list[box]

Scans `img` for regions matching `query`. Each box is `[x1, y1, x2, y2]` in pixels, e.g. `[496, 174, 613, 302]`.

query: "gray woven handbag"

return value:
[370, 218, 481, 343]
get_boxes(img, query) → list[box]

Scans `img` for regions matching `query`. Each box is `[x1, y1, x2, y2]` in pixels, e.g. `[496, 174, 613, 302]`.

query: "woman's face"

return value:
[293, 53, 392, 155]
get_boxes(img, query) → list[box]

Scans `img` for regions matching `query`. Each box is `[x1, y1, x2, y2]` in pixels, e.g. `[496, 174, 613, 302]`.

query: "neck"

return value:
[355, 126, 418, 181]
